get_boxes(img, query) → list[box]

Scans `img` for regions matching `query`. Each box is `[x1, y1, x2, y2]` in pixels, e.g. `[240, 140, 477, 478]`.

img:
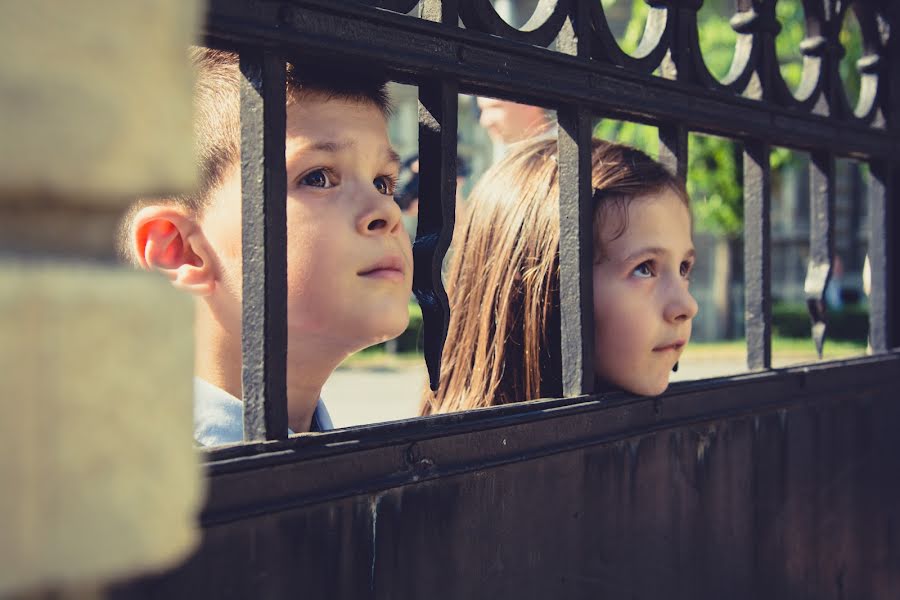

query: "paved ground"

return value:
[323, 366, 426, 427]
[322, 357, 754, 429]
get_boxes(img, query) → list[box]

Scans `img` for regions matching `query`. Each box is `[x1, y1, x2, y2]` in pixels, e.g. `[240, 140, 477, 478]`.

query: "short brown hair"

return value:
[118, 47, 391, 262]
[421, 137, 689, 416]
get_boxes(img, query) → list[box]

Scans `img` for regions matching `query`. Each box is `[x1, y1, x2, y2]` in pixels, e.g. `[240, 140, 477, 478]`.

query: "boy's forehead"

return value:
[284, 96, 395, 164]
[286, 95, 388, 138]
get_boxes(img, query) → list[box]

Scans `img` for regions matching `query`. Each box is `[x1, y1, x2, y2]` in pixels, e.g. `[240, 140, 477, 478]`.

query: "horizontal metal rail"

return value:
[206, 0, 898, 159]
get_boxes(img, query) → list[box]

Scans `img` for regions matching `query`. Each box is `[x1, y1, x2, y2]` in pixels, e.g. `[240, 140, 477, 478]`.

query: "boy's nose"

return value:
[358, 188, 403, 236]
[664, 280, 699, 324]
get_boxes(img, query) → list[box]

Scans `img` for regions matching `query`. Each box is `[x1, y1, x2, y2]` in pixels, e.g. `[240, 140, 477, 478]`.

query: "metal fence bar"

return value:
[553, 0, 594, 397]
[415, 79, 458, 390]
[744, 140, 772, 369]
[659, 125, 688, 182]
[867, 162, 895, 352]
[804, 152, 835, 359]
[557, 106, 594, 397]
[239, 51, 288, 441]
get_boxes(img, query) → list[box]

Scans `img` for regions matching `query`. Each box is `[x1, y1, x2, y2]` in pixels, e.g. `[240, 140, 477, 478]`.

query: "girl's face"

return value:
[592, 188, 698, 396]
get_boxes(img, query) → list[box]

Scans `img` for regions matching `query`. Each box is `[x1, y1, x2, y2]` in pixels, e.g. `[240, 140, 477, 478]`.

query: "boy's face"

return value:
[592, 189, 698, 396]
[200, 95, 412, 354]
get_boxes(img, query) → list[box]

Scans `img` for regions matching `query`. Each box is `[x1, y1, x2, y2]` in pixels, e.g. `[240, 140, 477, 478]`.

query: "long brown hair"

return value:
[420, 137, 688, 416]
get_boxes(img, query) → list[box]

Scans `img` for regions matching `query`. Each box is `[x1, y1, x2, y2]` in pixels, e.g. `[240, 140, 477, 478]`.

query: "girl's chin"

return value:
[620, 375, 670, 397]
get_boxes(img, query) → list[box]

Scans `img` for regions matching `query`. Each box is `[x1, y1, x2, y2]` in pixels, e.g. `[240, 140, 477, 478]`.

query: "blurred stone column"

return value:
[1, 1, 205, 597]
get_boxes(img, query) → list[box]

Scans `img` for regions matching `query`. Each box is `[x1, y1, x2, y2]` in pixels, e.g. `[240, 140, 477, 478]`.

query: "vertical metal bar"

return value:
[415, 80, 457, 391]
[804, 152, 835, 359]
[743, 140, 772, 369]
[659, 125, 688, 182]
[239, 51, 288, 441]
[555, 1, 594, 397]
[557, 106, 594, 397]
[867, 162, 895, 352]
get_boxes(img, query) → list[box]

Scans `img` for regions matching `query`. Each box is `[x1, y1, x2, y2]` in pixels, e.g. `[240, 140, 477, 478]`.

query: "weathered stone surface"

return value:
[0, 1, 202, 203]
[0, 261, 201, 595]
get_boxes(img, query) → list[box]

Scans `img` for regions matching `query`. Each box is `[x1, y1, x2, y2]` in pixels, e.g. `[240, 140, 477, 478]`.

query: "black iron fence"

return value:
[109, 2, 900, 597]
[207, 0, 899, 440]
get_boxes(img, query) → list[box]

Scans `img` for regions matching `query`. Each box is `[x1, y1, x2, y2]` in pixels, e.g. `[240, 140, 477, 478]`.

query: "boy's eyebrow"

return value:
[307, 139, 401, 166]
[622, 246, 696, 263]
[385, 147, 401, 165]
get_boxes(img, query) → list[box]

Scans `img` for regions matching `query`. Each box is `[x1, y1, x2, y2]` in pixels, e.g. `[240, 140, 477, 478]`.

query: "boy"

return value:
[120, 49, 412, 445]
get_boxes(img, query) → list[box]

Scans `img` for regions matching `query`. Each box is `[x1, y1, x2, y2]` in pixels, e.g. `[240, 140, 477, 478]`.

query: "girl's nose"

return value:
[664, 280, 699, 324]
[358, 186, 404, 236]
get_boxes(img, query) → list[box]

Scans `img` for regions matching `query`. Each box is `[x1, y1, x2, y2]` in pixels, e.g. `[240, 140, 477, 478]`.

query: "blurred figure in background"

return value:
[476, 97, 553, 160]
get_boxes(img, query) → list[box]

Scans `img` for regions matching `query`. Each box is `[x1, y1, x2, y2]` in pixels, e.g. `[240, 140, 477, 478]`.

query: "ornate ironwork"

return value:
[204, 0, 897, 428]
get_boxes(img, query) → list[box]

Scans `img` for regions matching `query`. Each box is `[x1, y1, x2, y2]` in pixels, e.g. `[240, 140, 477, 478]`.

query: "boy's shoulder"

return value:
[193, 378, 333, 446]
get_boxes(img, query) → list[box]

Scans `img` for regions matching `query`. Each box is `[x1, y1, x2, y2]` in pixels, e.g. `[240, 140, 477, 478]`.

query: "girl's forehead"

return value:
[597, 189, 692, 255]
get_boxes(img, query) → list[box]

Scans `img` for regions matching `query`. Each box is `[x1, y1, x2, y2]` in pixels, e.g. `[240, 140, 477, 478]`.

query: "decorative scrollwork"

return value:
[589, 0, 671, 73]
[837, 1, 882, 122]
[384, 0, 890, 123]
[458, 0, 569, 48]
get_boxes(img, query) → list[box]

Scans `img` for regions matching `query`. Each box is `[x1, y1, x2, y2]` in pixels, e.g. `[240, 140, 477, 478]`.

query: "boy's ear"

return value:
[132, 205, 215, 296]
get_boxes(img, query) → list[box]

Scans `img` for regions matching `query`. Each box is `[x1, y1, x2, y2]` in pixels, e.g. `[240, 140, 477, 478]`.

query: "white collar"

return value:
[193, 377, 333, 446]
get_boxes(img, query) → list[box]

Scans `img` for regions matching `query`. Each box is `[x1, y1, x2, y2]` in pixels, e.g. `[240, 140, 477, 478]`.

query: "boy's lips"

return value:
[653, 340, 686, 352]
[358, 255, 406, 281]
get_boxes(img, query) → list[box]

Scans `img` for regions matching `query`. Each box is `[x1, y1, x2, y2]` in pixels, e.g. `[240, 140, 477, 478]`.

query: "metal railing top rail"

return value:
[206, 0, 898, 157]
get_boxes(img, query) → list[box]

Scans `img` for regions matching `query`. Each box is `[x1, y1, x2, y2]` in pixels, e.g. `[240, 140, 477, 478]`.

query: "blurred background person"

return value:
[476, 97, 553, 160]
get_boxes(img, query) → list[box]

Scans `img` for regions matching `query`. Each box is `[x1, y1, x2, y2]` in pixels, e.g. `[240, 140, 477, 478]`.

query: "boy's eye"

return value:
[374, 174, 397, 196]
[300, 169, 333, 189]
[632, 261, 653, 278]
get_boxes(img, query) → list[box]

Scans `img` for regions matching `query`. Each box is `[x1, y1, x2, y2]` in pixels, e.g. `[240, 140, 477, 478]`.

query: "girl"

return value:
[421, 137, 698, 415]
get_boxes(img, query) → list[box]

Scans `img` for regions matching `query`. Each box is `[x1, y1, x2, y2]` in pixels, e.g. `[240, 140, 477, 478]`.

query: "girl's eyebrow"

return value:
[622, 246, 696, 263]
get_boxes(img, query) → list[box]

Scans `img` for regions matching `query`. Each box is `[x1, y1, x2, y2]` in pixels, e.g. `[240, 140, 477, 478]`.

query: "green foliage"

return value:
[775, 0, 805, 90]
[696, 0, 737, 81]
[686, 134, 742, 235]
[773, 302, 869, 343]
[593, 119, 658, 157]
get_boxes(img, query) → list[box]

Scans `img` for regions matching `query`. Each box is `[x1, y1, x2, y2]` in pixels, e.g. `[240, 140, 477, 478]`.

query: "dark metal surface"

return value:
[744, 140, 772, 369]
[414, 80, 457, 390]
[557, 106, 594, 397]
[112, 354, 900, 599]
[658, 124, 688, 183]
[239, 51, 288, 441]
[867, 163, 895, 353]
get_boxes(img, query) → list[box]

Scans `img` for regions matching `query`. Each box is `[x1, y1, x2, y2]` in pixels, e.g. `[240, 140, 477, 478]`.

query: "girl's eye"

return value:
[680, 260, 694, 279]
[300, 169, 333, 188]
[632, 261, 653, 278]
[374, 174, 398, 196]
